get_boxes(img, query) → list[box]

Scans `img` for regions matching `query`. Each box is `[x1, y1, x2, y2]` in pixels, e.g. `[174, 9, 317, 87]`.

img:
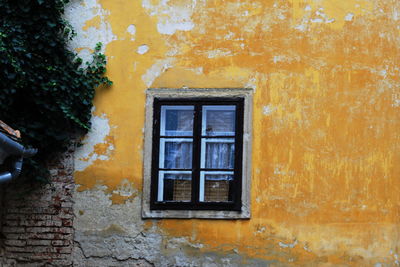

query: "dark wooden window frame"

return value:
[150, 97, 244, 211]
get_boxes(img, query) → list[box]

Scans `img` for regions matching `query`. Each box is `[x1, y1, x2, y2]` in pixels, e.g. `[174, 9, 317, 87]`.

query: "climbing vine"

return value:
[0, 0, 112, 182]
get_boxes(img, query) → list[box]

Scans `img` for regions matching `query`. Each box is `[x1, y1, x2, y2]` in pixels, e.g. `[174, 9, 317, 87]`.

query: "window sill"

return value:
[142, 207, 250, 219]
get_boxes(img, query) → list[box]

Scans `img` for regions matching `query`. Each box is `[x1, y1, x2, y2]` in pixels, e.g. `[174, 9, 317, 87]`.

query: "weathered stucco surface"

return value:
[66, 0, 400, 265]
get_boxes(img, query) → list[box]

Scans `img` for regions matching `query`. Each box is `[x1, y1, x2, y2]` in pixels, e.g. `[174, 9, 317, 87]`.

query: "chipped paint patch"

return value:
[137, 44, 149, 55]
[345, 12, 355, 21]
[110, 179, 137, 204]
[126, 24, 136, 40]
[64, 0, 116, 62]
[290, 0, 374, 30]
[206, 49, 232, 59]
[142, 0, 196, 35]
[263, 105, 275, 116]
[74, 114, 114, 172]
[112, 179, 135, 198]
[279, 239, 298, 249]
[310, 8, 336, 24]
[142, 58, 174, 87]
[392, 94, 400, 107]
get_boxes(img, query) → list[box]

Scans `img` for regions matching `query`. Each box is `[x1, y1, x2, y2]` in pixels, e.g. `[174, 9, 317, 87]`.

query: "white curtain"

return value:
[205, 142, 235, 169]
[164, 141, 192, 169]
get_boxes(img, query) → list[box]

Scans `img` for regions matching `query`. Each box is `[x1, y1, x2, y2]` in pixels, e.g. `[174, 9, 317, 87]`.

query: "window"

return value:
[142, 89, 252, 219]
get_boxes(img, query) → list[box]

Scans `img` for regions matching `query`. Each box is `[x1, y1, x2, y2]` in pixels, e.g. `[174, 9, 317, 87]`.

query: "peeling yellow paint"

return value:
[110, 192, 136, 205]
[82, 15, 102, 31]
[291, 0, 374, 30]
[72, 0, 400, 265]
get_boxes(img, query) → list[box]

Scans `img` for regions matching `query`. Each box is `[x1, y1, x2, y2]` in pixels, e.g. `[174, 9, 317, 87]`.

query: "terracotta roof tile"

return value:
[0, 120, 21, 141]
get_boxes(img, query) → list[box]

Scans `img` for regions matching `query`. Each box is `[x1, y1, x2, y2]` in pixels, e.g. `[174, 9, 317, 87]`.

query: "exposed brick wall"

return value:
[0, 149, 75, 267]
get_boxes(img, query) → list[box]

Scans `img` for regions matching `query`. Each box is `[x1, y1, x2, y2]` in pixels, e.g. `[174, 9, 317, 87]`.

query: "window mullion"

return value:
[191, 103, 202, 205]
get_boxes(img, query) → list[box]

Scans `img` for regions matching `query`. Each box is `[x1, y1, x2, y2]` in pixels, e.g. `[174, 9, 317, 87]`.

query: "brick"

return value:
[7, 232, 72, 240]
[20, 220, 62, 227]
[7, 252, 69, 260]
[7, 207, 59, 215]
[6, 246, 72, 254]
[53, 213, 74, 219]
[30, 253, 69, 260]
[54, 247, 72, 254]
[26, 240, 52, 246]
[60, 202, 73, 208]
[26, 227, 72, 234]
[51, 240, 71, 247]
[2, 226, 25, 233]
[6, 246, 29, 252]
[61, 208, 73, 215]
[4, 220, 20, 226]
[4, 200, 29, 207]
[4, 233, 29, 240]
[61, 219, 73, 227]
[16, 263, 46, 267]
[52, 233, 73, 240]
[29, 233, 73, 240]
[29, 233, 58, 240]
[32, 215, 54, 221]
[4, 214, 23, 220]
[4, 239, 26, 247]
[26, 227, 52, 233]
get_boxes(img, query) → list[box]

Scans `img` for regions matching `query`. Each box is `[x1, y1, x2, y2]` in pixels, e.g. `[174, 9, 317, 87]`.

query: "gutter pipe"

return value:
[0, 132, 37, 183]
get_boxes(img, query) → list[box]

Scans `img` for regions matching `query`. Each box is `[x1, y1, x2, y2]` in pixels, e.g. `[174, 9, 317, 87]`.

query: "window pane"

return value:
[161, 106, 194, 136]
[199, 171, 234, 202]
[158, 171, 191, 202]
[201, 138, 235, 169]
[160, 138, 192, 169]
[202, 106, 236, 136]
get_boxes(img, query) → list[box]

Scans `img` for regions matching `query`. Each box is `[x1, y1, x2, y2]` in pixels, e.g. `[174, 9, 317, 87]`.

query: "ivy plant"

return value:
[0, 0, 112, 182]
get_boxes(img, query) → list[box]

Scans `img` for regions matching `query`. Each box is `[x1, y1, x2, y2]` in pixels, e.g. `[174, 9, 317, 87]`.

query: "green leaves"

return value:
[0, 0, 112, 183]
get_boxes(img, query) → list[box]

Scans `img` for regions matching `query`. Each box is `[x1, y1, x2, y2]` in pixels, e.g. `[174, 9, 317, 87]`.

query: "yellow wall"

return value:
[72, 0, 400, 265]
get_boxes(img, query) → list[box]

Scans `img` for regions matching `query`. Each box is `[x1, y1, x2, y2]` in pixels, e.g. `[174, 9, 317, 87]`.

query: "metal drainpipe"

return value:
[0, 132, 37, 183]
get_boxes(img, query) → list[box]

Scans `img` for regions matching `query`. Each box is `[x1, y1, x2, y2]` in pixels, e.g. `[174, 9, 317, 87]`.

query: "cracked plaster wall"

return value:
[66, 0, 400, 266]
